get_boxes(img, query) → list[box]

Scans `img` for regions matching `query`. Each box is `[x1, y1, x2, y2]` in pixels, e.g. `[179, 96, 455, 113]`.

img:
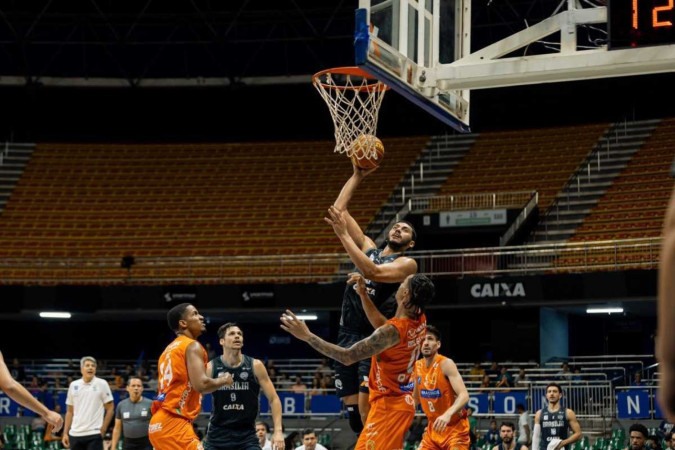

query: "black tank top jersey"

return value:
[207, 354, 260, 431]
[538, 406, 569, 450]
[339, 248, 402, 334]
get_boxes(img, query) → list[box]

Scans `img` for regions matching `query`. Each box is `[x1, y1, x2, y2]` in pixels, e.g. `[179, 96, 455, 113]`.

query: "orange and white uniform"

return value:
[415, 354, 470, 450]
[148, 335, 207, 450]
[356, 314, 427, 450]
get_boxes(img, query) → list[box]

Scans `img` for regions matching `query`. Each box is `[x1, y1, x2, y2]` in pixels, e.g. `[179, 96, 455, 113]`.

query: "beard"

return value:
[386, 238, 411, 252]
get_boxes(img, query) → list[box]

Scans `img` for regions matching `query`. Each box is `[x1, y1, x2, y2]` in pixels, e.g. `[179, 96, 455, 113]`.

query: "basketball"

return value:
[349, 134, 385, 169]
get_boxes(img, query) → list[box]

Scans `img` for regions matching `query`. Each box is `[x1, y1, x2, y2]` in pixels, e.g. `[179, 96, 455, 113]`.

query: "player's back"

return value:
[369, 313, 427, 403]
[154, 334, 206, 420]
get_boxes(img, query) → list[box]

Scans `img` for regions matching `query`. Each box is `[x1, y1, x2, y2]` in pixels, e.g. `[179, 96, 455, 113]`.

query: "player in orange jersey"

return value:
[413, 324, 470, 450]
[281, 273, 434, 450]
[148, 303, 234, 450]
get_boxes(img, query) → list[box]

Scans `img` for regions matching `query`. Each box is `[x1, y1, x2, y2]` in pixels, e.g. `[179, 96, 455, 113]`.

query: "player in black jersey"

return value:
[203, 323, 285, 450]
[532, 383, 581, 450]
[324, 165, 418, 436]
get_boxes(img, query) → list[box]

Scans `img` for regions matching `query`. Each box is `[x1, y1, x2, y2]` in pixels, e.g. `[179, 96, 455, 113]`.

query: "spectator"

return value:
[517, 404, 532, 446]
[487, 362, 501, 379]
[256, 421, 273, 450]
[9, 358, 25, 383]
[647, 435, 662, 450]
[470, 362, 486, 379]
[479, 374, 493, 393]
[291, 376, 308, 395]
[294, 429, 328, 450]
[514, 368, 529, 387]
[467, 407, 478, 450]
[493, 422, 528, 450]
[496, 366, 513, 391]
[664, 432, 673, 450]
[485, 419, 502, 446]
[660, 420, 675, 440]
[314, 358, 332, 378]
[628, 423, 648, 450]
[557, 363, 573, 381]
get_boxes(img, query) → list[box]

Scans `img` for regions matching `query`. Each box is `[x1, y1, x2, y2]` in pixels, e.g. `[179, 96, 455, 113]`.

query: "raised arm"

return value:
[280, 309, 400, 366]
[431, 358, 470, 433]
[254, 359, 285, 450]
[350, 273, 387, 328]
[658, 184, 675, 422]
[186, 342, 233, 394]
[325, 206, 417, 282]
[333, 166, 379, 250]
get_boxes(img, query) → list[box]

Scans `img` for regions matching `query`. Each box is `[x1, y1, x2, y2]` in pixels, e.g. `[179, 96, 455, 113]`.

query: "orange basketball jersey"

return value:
[369, 313, 427, 403]
[154, 334, 207, 420]
[415, 354, 470, 437]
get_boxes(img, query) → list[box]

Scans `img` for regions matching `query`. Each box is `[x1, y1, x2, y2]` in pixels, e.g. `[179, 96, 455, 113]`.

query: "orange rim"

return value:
[312, 66, 389, 93]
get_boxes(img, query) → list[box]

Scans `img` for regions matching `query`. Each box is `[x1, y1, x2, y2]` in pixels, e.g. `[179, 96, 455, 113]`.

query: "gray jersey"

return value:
[114, 397, 153, 439]
[539, 407, 569, 450]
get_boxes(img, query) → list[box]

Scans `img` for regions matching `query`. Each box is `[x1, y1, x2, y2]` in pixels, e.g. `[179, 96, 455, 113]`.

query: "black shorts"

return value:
[203, 427, 259, 450]
[334, 328, 371, 398]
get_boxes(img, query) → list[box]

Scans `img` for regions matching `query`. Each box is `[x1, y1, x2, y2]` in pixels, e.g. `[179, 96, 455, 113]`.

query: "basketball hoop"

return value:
[312, 66, 389, 159]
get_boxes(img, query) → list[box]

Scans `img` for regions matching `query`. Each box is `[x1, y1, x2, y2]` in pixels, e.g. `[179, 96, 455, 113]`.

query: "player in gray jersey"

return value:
[326, 164, 418, 437]
[111, 376, 153, 450]
[532, 383, 582, 450]
[203, 323, 284, 450]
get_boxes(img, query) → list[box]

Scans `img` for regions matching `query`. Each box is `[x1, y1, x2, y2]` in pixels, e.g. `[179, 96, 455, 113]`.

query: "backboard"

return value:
[356, 0, 675, 134]
[355, 0, 471, 133]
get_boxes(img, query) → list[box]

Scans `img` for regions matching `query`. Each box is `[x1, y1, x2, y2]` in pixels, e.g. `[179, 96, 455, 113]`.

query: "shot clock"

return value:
[609, 0, 675, 49]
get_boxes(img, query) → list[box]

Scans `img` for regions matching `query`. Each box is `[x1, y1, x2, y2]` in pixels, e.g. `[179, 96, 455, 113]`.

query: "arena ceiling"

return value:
[0, 0, 595, 86]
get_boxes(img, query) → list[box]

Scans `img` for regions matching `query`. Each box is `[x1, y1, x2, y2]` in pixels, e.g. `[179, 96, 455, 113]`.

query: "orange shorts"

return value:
[355, 395, 415, 450]
[418, 426, 471, 450]
[148, 408, 202, 450]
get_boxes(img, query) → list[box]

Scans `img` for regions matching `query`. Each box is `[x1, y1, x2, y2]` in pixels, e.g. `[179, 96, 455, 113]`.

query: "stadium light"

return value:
[586, 307, 623, 314]
[39, 311, 72, 319]
[295, 314, 318, 321]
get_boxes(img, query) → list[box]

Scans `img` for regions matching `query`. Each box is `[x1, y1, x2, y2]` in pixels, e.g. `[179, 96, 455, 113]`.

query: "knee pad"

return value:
[346, 404, 364, 435]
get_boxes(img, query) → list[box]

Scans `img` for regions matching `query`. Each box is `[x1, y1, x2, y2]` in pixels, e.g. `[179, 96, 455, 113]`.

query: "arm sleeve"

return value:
[532, 423, 541, 450]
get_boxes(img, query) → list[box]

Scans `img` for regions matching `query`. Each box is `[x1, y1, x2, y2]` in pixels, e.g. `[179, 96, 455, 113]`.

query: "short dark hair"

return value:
[546, 382, 563, 395]
[217, 322, 240, 339]
[516, 403, 525, 411]
[302, 428, 316, 438]
[256, 421, 270, 433]
[167, 303, 192, 332]
[407, 274, 435, 317]
[500, 422, 516, 432]
[629, 423, 648, 439]
[426, 324, 441, 341]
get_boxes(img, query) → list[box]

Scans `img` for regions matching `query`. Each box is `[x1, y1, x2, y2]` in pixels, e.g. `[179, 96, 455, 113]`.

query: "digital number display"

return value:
[609, 0, 675, 49]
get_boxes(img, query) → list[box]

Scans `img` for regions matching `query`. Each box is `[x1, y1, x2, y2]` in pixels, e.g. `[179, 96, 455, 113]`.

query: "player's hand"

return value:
[347, 272, 367, 297]
[280, 310, 312, 341]
[43, 410, 63, 432]
[433, 412, 451, 432]
[324, 205, 348, 236]
[219, 372, 234, 386]
[272, 430, 285, 450]
[353, 163, 379, 178]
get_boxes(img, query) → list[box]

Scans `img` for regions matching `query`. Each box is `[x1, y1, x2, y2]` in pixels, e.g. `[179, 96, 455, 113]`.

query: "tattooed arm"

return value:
[280, 309, 400, 366]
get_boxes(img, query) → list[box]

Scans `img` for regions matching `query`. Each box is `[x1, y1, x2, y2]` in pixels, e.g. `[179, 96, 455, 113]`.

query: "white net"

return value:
[312, 67, 388, 159]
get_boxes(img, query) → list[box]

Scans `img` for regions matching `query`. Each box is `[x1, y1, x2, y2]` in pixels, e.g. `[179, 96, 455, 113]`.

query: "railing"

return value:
[410, 191, 536, 213]
[0, 237, 661, 284]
